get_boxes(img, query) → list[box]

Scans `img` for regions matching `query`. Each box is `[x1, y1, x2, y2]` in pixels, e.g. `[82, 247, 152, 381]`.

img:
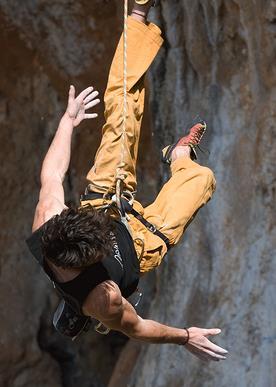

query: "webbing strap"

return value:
[120, 198, 171, 249]
[80, 192, 171, 249]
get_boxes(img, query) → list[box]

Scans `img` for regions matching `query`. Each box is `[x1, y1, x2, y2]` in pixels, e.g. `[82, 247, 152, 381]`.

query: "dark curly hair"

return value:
[41, 205, 113, 269]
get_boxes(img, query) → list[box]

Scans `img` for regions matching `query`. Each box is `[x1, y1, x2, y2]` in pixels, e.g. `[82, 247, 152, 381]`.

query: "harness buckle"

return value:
[148, 224, 157, 233]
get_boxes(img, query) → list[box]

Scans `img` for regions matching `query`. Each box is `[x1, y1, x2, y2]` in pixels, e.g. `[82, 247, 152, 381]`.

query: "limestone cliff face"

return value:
[0, 2, 127, 386]
[0, 1, 275, 387]
[115, 1, 275, 386]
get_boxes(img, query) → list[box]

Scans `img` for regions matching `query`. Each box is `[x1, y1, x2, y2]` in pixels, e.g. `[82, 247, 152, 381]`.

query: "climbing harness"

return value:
[81, 191, 171, 249]
[121, 199, 170, 248]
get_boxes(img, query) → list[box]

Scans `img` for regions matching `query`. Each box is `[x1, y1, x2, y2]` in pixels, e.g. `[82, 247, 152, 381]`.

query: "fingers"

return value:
[84, 113, 98, 119]
[204, 328, 221, 337]
[203, 329, 229, 354]
[76, 86, 96, 102]
[201, 348, 227, 361]
[202, 330, 228, 359]
[203, 340, 228, 355]
[84, 98, 100, 110]
[68, 85, 75, 102]
[186, 327, 229, 363]
[84, 90, 99, 104]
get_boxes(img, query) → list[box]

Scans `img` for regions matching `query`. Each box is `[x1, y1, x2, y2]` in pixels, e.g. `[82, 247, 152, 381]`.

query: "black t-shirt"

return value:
[26, 219, 140, 315]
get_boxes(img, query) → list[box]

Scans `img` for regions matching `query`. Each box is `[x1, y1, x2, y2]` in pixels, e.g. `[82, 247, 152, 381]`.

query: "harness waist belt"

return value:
[80, 192, 171, 249]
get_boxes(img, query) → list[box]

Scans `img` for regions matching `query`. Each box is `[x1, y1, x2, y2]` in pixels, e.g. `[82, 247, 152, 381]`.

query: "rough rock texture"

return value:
[112, 1, 276, 386]
[0, 1, 159, 386]
[0, 0, 275, 387]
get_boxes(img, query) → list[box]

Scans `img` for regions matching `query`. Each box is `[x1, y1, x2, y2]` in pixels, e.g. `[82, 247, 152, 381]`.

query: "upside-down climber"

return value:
[27, 0, 228, 362]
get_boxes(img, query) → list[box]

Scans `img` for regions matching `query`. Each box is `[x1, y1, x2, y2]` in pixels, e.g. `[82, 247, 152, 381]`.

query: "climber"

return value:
[27, 0, 228, 362]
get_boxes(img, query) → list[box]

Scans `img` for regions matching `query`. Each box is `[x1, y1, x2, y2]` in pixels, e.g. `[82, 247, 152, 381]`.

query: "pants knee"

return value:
[198, 166, 216, 192]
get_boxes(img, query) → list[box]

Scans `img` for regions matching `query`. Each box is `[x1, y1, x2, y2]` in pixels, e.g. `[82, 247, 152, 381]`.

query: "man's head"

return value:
[41, 205, 113, 269]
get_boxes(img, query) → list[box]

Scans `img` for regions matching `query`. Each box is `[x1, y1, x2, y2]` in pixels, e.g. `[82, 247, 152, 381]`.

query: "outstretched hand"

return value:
[66, 85, 100, 127]
[185, 327, 228, 362]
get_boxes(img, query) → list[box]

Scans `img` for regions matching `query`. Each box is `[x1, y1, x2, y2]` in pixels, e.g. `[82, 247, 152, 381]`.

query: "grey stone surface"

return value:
[0, 1, 127, 386]
[123, 1, 275, 386]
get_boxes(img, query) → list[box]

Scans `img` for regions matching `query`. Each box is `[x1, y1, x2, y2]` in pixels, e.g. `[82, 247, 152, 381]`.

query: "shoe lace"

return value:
[189, 123, 206, 144]
[189, 122, 210, 157]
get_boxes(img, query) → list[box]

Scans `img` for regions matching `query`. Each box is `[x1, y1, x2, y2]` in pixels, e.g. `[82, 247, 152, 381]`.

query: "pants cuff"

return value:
[128, 16, 163, 46]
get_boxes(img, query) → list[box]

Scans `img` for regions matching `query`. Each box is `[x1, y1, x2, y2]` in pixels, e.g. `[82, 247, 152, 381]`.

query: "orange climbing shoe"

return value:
[162, 120, 207, 164]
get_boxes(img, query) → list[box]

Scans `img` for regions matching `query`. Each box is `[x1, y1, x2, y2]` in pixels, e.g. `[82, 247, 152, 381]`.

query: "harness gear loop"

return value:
[115, 0, 128, 212]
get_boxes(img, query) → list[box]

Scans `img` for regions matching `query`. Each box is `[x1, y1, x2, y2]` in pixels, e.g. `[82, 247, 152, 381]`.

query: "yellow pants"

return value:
[82, 17, 216, 273]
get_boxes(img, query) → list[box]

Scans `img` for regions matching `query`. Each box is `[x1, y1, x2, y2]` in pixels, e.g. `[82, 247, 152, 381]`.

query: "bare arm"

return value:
[32, 85, 100, 231]
[83, 281, 228, 362]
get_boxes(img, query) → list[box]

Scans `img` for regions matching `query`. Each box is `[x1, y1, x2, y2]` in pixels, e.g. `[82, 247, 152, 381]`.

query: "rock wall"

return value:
[0, 1, 275, 387]
[113, 1, 275, 386]
[0, 2, 136, 386]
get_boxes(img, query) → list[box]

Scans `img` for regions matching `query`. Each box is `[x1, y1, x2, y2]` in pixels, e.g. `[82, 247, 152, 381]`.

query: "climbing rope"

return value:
[115, 0, 128, 211]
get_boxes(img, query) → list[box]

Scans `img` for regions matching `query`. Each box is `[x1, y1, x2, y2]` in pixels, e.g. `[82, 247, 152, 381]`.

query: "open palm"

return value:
[66, 85, 100, 127]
